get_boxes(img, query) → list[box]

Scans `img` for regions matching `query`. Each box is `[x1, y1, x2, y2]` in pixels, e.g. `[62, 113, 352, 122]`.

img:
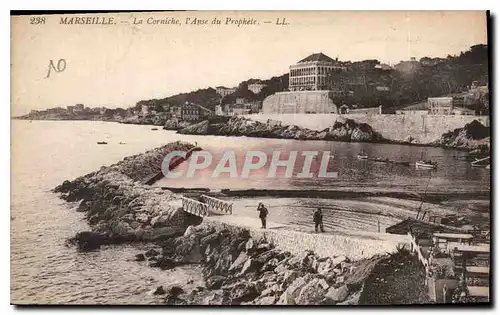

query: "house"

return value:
[141, 104, 150, 116]
[428, 97, 454, 115]
[216, 86, 237, 97]
[215, 105, 226, 116]
[169, 105, 182, 118]
[181, 104, 201, 121]
[248, 82, 267, 94]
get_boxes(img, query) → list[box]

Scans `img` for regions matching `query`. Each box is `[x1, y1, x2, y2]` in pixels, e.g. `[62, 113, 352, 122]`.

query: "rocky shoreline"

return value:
[132, 222, 428, 305]
[176, 116, 490, 154]
[178, 116, 385, 143]
[18, 115, 490, 153]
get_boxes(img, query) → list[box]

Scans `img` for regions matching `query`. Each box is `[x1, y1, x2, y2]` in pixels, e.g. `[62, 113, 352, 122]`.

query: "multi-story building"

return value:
[181, 103, 214, 121]
[215, 86, 237, 97]
[181, 104, 200, 121]
[288, 52, 347, 92]
[169, 105, 182, 118]
[428, 97, 454, 115]
[248, 82, 267, 94]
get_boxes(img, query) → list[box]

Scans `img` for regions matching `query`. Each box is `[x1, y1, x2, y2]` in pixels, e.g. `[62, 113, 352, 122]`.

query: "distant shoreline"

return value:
[13, 117, 490, 155]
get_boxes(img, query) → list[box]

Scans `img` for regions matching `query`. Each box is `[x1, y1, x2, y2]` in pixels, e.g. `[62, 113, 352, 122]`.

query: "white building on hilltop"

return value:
[288, 52, 347, 92]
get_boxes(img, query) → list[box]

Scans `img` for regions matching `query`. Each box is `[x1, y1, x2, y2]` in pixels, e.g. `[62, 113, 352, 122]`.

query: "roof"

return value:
[466, 266, 489, 274]
[298, 52, 336, 63]
[434, 233, 473, 239]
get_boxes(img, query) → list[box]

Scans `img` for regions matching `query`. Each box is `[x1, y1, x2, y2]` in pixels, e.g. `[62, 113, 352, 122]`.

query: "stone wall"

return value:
[243, 113, 490, 144]
[205, 218, 409, 260]
[262, 91, 338, 114]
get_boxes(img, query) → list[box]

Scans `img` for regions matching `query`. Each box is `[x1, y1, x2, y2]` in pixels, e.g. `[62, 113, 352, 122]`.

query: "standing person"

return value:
[257, 202, 268, 229]
[313, 208, 325, 233]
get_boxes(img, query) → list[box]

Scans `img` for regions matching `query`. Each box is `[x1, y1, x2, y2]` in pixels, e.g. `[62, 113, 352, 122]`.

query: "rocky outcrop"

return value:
[134, 222, 383, 305]
[54, 141, 201, 247]
[163, 119, 194, 131]
[437, 120, 490, 152]
[178, 116, 384, 143]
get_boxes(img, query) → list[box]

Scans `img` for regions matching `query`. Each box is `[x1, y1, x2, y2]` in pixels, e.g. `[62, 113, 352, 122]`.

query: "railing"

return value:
[408, 232, 430, 275]
[181, 197, 209, 217]
[200, 194, 233, 215]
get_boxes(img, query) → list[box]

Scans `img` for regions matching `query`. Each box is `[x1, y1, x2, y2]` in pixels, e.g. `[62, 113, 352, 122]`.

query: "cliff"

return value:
[178, 116, 384, 143]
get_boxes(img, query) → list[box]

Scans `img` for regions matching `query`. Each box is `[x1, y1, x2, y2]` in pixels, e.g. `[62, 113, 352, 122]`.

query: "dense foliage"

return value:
[326, 44, 489, 112]
[133, 44, 488, 112]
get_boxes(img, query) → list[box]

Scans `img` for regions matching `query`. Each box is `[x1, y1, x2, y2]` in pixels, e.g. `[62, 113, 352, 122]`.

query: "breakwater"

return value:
[54, 141, 201, 250]
[243, 113, 490, 144]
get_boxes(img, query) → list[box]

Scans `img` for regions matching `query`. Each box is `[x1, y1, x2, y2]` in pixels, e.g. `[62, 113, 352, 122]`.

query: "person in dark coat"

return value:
[313, 208, 325, 233]
[257, 202, 268, 229]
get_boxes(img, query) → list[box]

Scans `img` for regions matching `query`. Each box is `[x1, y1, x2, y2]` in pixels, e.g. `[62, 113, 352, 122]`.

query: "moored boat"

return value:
[97, 141, 108, 145]
[415, 160, 437, 169]
[357, 151, 368, 160]
[471, 156, 490, 168]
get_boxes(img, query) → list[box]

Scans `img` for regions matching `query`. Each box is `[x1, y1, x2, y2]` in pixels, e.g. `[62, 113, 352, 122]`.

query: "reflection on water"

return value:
[10, 120, 489, 304]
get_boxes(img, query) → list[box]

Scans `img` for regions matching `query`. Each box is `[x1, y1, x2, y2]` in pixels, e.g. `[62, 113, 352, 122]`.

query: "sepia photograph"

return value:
[10, 10, 491, 306]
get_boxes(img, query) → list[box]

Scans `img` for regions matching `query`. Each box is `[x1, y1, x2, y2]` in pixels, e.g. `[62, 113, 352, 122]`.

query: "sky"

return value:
[11, 11, 488, 116]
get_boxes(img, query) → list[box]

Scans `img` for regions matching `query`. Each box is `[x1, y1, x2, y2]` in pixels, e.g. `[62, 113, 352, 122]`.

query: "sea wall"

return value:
[262, 91, 338, 114]
[243, 113, 490, 144]
[205, 218, 409, 260]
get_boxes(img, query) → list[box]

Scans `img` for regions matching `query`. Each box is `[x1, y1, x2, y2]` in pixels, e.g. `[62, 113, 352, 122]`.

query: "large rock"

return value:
[70, 231, 109, 251]
[136, 213, 149, 224]
[229, 251, 248, 273]
[206, 275, 226, 290]
[184, 225, 196, 237]
[281, 270, 300, 290]
[278, 277, 307, 304]
[296, 278, 330, 305]
[324, 285, 349, 304]
[230, 282, 259, 304]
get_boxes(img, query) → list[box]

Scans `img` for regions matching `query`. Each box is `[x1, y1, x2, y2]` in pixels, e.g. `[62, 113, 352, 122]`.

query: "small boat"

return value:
[357, 151, 368, 160]
[415, 160, 437, 169]
[119, 142, 126, 145]
[151, 128, 158, 131]
[471, 156, 490, 168]
[97, 141, 108, 145]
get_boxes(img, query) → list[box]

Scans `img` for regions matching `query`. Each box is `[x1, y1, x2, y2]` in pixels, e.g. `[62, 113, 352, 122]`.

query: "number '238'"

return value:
[30, 17, 46, 25]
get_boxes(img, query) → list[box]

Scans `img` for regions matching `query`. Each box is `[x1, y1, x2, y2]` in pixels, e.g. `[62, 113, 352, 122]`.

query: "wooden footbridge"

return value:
[181, 194, 233, 217]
